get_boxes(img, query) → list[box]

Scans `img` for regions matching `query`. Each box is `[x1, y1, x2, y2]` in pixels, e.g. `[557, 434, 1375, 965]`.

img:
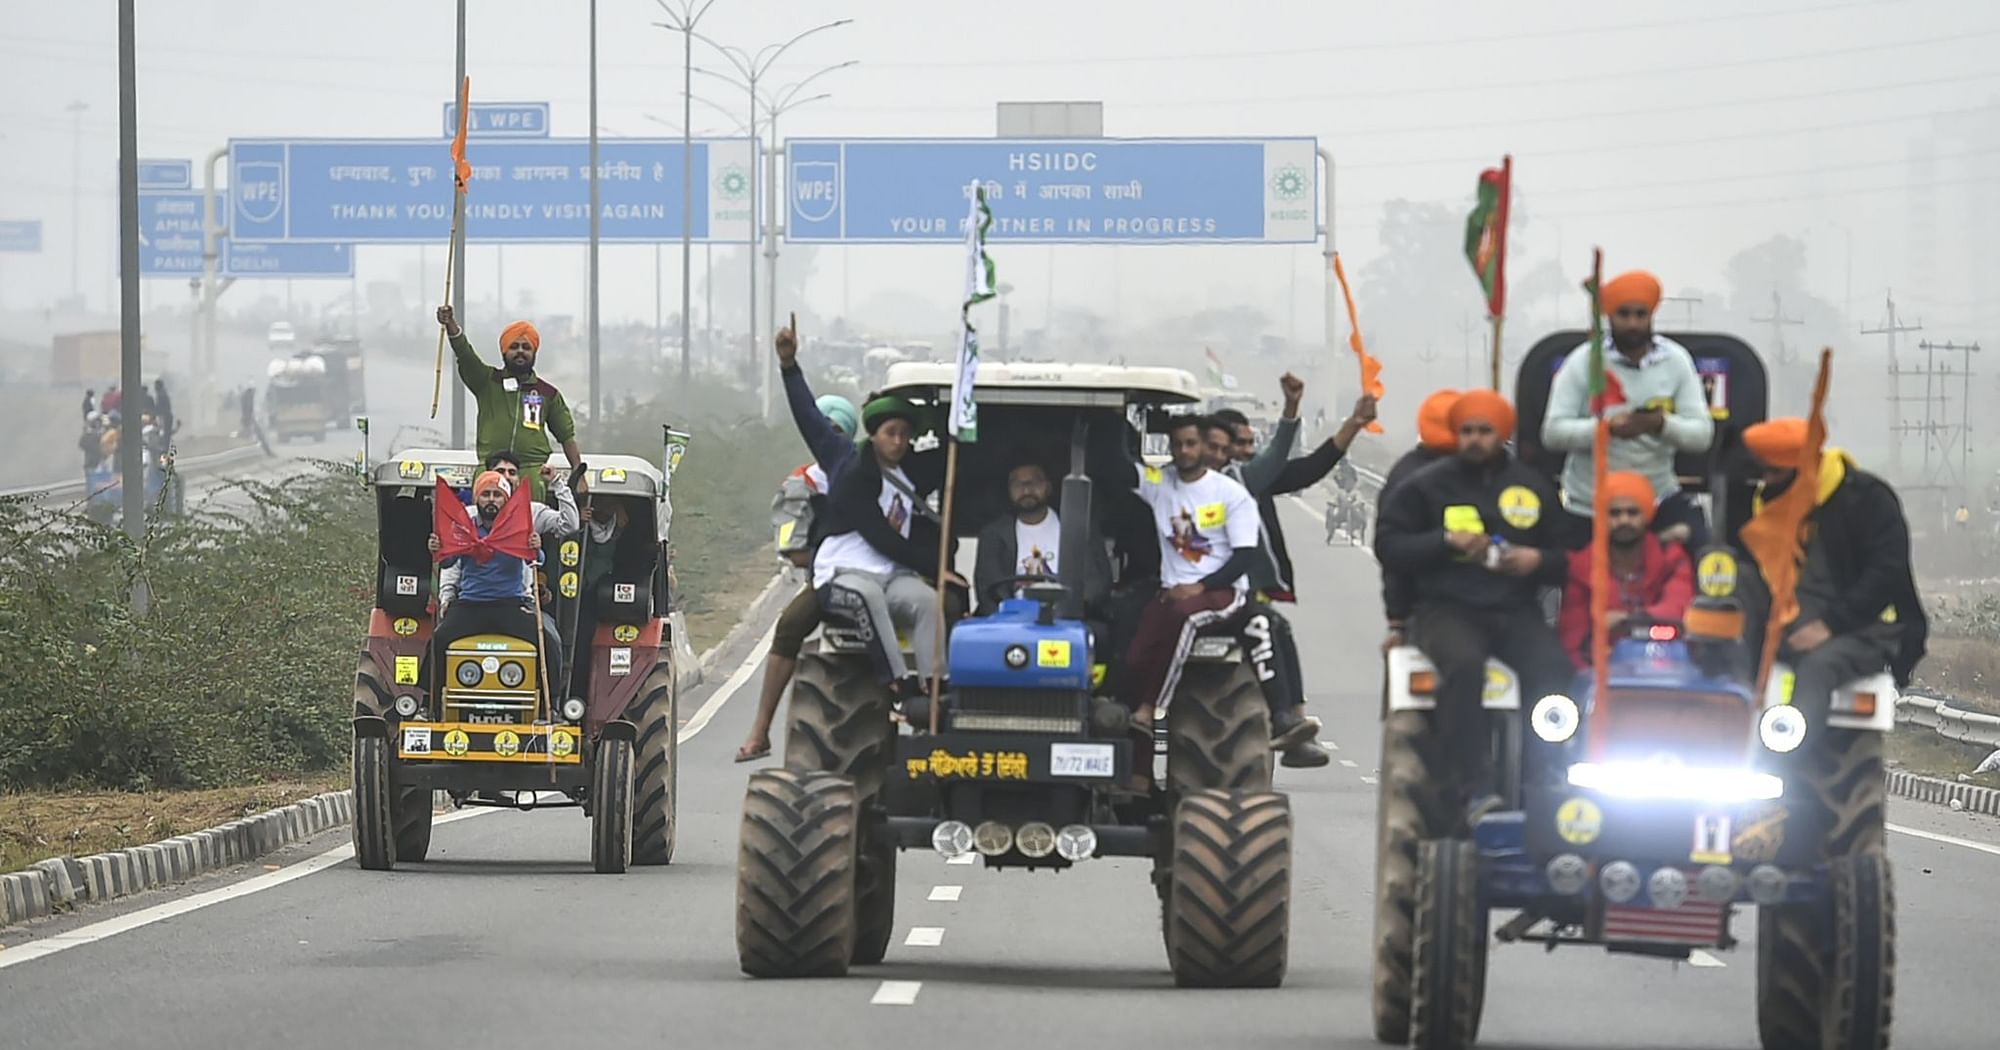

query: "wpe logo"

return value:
[790, 160, 839, 223]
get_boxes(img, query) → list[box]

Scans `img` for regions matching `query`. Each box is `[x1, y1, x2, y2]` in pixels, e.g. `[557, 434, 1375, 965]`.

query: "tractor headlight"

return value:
[973, 821, 1014, 857]
[454, 661, 484, 687]
[1054, 824, 1098, 862]
[561, 697, 587, 722]
[931, 821, 974, 859]
[498, 661, 526, 688]
[1015, 822, 1057, 859]
[1759, 705, 1807, 754]
[1530, 694, 1580, 744]
[393, 695, 420, 718]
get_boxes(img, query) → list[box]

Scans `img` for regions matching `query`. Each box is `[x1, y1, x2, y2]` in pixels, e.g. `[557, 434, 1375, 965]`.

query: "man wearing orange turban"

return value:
[435, 303, 586, 503]
[1554, 471, 1694, 668]
[1376, 388, 1573, 821]
[1740, 419, 1928, 716]
[1375, 389, 1462, 650]
[1541, 268, 1714, 550]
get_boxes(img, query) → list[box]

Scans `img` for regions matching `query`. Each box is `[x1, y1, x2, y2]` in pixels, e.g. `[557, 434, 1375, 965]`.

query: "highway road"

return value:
[3, 498, 1998, 1050]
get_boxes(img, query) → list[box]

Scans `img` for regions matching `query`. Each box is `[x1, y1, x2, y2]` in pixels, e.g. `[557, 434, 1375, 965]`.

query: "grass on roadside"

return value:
[1888, 730, 2000, 789]
[0, 775, 345, 874]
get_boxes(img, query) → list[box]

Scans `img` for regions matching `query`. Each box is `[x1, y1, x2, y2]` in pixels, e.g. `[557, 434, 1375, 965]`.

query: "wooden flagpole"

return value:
[928, 440, 958, 737]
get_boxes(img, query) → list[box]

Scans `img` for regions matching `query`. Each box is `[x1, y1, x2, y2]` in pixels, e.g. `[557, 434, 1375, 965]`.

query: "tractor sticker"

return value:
[392, 617, 420, 636]
[614, 582, 636, 604]
[609, 647, 633, 676]
[1037, 639, 1072, 668]
[906, 749, 1030, 781]
[492, 730, 521, 758]
[398, 459, 424, 479]
[1697, 551, 1738, 598]
[1555, 797, 1603, 845]
[442, 729, 471, 756]
[394, 656, 420, 685]
[560, 572, 580, 599]
[401, 727, 431, 755]
[560, 540, 580, 567]
[1731, 805, 1787, 863]
[599, 466, 626, 484]
[549, 729, 577, 758]
[1692, 813, 1733, 865]
[1483, 666, 1513, 702]
[614, 624, 640, 643]
[1498, 486, 1542, 529]
[395, 575, 419, 596]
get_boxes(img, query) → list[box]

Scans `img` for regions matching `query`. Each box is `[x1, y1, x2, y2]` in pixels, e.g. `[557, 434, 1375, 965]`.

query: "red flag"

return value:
[433, 478, 535, 565]
[451, 76, 473, 192]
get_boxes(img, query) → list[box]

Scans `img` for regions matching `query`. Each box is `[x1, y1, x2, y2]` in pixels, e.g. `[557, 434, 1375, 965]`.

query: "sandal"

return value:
[734, 741, 771, 763]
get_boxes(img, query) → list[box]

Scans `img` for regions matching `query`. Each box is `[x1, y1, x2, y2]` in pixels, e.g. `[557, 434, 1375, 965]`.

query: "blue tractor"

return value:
[1373, 334, 1899, 1049]
[734, 363, 1293, 986]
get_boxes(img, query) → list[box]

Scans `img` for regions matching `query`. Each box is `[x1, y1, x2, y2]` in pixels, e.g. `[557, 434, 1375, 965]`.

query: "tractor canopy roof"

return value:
[881, 361, 1203, 409]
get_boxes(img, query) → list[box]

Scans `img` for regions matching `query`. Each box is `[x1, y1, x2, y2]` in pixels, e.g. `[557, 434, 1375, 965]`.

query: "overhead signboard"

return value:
[0, 220, 41, 252]
[138, 191, 352, 278]
[227, 138, 755, 244]
[442, 101, 551, 139]
[137, 158, 193, 191]
[783, 137, 1318, 244]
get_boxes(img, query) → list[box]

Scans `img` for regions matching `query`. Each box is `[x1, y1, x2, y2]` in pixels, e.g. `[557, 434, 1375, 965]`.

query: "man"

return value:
[437, 455, 577, 687]
[1120, 414, 1261, 727]
[1740, 418, 1927, 730]
[1376, 390, 1573, 822]
[973, 460, 1112, 616]
[814, 396, 963, 697]
[1556, 472, 1695, 669]
[82, 388, 95, 420]
[1379, 389, 1461, 651]
[1541, 270, 1714, 549]
[429, 470, 546, 679]
[152, 378, 174, 438]
[435, 304, 585, 502]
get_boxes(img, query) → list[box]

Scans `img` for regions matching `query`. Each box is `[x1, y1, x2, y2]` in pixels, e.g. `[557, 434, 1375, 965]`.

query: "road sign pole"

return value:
[1317, 145, 1337, 361]
[117, 0, 148, 614]
[201, 148, 225, 430]
[762, 121, 780, 421]
[450, 0, 468, 448]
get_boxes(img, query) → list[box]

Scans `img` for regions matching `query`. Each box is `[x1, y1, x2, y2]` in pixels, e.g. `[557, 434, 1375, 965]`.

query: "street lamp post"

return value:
[652, 0, 721, 389]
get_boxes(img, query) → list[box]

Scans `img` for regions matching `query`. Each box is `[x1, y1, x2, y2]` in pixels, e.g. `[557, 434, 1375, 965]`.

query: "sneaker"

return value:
[1279, 739, 1333, 768]
[1270, 711, 1323, 751]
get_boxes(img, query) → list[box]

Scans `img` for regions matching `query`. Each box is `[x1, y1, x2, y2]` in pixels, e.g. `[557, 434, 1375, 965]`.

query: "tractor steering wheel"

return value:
[986, 573, 1060, 603]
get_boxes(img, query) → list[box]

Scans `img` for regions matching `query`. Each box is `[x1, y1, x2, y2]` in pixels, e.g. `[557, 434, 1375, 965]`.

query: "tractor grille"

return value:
[950, 687, 1087, 735]
[1592, 688, 1754, 766]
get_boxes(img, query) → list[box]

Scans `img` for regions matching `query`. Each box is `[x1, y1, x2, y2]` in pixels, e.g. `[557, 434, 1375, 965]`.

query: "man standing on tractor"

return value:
[814, 396, 965, 699]
[435, 304, 585, 503]
[1379, 389, 1461, 652]
[1555, 471, 1694, 669]
[1375, 390, 1573, 824]
[1541, 270, 1714, 549]
[1740, 418, 1928, 728]
[428, 469, 545, 676]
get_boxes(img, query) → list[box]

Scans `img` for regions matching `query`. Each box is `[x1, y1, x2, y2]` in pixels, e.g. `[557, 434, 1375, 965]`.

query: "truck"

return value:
[265, 342, 365, 442]
[52, 330, 150, 388]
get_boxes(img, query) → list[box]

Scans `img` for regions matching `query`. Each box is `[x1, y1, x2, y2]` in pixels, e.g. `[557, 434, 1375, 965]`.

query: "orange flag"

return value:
[451, 76, 473, 192]
[1330, 253, 1386, 433]
[1739, 348, 1834, 693]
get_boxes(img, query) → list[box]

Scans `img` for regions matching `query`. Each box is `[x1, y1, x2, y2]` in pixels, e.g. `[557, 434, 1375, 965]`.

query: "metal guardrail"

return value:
[0, 443, 267, 501]
[1897, 691, 2000, 749]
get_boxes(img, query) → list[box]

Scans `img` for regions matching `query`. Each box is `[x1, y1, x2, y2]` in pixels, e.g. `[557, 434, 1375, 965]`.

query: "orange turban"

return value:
[1448, 389, 1516, 442]
[1417, 389, 1461, 451]
[1602, 270, 1662, 314]
[1744, 417, 1808, 469]
[1602, 471, 1658, 524]
[473, 469, 512, 496]
[499, 320, 541, 352]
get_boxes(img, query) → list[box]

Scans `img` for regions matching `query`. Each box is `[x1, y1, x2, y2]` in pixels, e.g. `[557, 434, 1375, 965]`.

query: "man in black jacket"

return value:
[973, 460, 1112, 616]
[814, 396, 965, 695]
[1741, 418, 1928, 728]
[1376, 389, 1573, 822]
[1378, 388, 1461, 651]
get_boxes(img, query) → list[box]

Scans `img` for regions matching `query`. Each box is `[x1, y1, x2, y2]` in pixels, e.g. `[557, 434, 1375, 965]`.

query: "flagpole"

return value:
[931, 181, 995, 735]
[430, 234, 459, 419]
[928, 441, 958, 737]
[1586, 247, 1612, 747]
[1489, 312, 1504, 391]
[432, 75, 472, 421]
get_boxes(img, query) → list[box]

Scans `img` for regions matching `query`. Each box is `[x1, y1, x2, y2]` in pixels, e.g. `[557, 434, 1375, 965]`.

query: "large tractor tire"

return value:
[1164, 789, 1292, 989]
[1756, 904, 1821, 1050]
[351, 735, 396, 871]
[852, 835, 898, 965]
[591, 737, 635, 874]
[785, 653, 895, 800]
[736, 769, 861, 978]
[393, 787, 433, 862]
[354, 652, 393, 719]
[1409, 838, 1485, 1050]
[1803, 728, 1889, 858]
[1165, 660, 1272, 795]
[629, 657, 679, 866]
[1372, 709, 1453, 1044]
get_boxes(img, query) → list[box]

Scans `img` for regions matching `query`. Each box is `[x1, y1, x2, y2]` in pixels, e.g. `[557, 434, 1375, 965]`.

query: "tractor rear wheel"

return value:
[1165, 660, 1272, 795]
[1164, 789, 1291, 988]
[736, 769, 860, 978]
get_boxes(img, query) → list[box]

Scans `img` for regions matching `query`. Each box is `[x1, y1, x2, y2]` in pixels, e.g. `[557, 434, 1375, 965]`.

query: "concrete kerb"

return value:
[1, 578, 784, 930]
[1887, 768, 2000, 817]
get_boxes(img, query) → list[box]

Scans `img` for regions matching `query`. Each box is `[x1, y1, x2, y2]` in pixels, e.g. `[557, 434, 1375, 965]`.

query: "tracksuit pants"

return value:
[817, 569, 940, 685]
[1122, 588, 1247, 715]
[1242, 605, 1306, 723]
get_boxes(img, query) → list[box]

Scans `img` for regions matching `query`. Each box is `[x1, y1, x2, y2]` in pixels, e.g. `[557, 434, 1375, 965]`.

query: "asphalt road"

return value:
[4, 498, 1999, 1050]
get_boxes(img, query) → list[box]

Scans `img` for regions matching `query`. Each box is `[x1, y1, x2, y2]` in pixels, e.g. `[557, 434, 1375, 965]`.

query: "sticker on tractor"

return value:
[442, 729, 471, 757]
[1732, 805, 1787, 863]
[599, 466, 627, 484]
[614, 582, 636, 604]
[1555, 797, 1603, 844]
[614, 624, 640, 643]
[1697, 551, 1738, 598]
[392, 617, 419, 636]
[1037, 639, 1072, 668]
[493, 730, 521, 758]
[906, 749, 1030, 781]
[401, 727, 431, 755]
[1498, 485, 1542, 528]
[1049, 742, 1115, 778]
[393, 656, 420, 685]
[395, 575, 419, 596]
[398, 459, 424, 479]
[549, 729, 577, 758]
[560, 540, 580, 567]
[609, 647, 632, 676]
[560, 572, 580, 599]
[1483, 666, 1513, 703]
[1692, 813, 1734, 865]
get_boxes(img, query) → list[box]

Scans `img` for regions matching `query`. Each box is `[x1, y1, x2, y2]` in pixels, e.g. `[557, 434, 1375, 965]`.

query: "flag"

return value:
[451, 76, 473, 192]
[1204, 346, 1226, 387]
[1585, 248, 1614, 715]
[1739, 348, 1833, 693]
[1464, 155, 1512, 318]
[1331, 253, 1387, 434]
[947, 181, 996, 442]
[433, 477, 535, 565]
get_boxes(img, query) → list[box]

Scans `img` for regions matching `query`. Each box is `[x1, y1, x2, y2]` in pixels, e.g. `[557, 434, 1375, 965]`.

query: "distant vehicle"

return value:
[265, 342, 364, 441]
[267, 321, 297, 350]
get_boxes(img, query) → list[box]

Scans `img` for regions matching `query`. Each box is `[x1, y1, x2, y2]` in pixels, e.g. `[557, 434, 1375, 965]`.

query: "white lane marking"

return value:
[928, 885, 963, 902]
[1360, 775, 1380, 785]
[0, 807, 494, 970]
[1339, 759, 1359, 768]
[945, 853, 976, 866]
[871, 980, 923, 1006]
[1888, 822, 2000, 858]
[1688, 950, 1727, 968]
[905, 926, 945, 947]
[678, 620, 779, 743]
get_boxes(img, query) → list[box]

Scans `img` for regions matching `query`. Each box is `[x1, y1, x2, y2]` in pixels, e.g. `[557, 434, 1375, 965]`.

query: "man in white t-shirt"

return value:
[1120, 414, 1261, 723]
[813, 396, 965, 694]
[972, 461, 1112, 616]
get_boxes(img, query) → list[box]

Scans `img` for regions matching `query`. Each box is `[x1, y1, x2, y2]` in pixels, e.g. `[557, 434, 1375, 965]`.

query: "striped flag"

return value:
[1463, 156, 1512, 318]
[947, 181, 995, 442]
[1204, 346, 1226, 387]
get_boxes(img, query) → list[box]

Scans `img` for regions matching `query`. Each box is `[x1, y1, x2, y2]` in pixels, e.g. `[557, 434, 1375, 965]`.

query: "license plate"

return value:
[1049, 742, 1115, 778]
[401, 727, 431, 754]
[464, 711, 515, 724]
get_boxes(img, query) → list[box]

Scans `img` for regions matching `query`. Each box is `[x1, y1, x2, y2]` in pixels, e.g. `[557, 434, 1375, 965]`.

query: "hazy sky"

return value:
[3, 0, 1996, 343]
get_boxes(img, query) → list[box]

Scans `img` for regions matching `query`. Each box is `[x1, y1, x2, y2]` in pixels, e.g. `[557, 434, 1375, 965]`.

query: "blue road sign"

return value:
[443, 101, 551, 138]
[138, 158, 193, 191]
[138, 192, 352, 278]
[0, 220, 41, 252]
[227, 138, 756, 244]
[784, 137, 1319, 244]
[223, 241, 353, 279]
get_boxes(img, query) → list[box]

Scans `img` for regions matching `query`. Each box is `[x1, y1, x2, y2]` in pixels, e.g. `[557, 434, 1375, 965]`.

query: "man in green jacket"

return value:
[436, 304, 585, 501]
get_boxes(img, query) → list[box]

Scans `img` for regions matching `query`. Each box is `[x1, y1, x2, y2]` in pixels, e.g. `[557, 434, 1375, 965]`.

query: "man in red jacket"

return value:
[1556, 471, 1695, 668]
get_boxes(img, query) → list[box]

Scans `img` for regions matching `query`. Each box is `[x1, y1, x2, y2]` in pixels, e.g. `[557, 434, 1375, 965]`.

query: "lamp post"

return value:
[651, 0, 721, 387]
